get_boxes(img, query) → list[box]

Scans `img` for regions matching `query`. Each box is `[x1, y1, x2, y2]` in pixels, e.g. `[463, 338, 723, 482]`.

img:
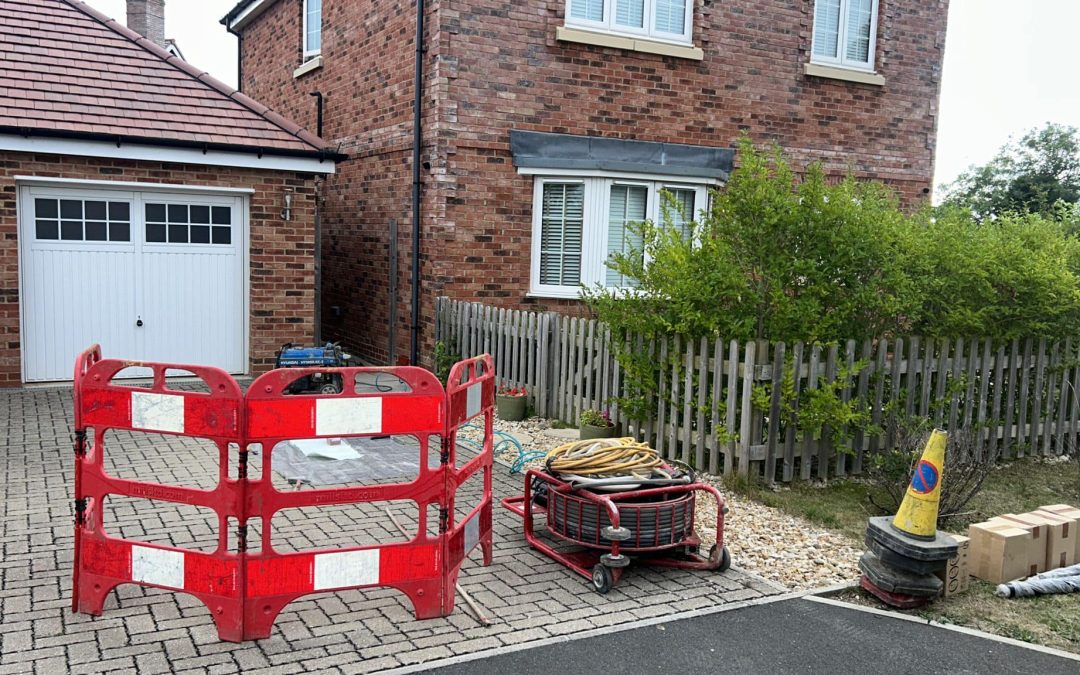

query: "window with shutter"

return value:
[530, 177, 709, 297]
[539, 183, 584, 287]
[570, 0, 605, 22]
[605, 184, 648, 287]
[810, 0, 878, 71]
[564, 0, 693, 43]
[664, 187, 696, 240]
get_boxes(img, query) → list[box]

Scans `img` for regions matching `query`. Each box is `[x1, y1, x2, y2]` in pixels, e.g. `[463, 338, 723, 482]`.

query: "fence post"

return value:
[738, 341, 756, 477]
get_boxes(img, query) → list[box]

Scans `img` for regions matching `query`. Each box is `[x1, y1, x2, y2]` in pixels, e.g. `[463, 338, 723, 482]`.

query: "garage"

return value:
[18, 183, 248, 382]
[0, 0, 340, 386]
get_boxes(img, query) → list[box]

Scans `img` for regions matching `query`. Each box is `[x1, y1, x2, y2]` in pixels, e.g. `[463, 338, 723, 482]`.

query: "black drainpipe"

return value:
[225, 25, 243, 91]
[409, 0, 426, 367]
[309, 91, 324, 137]
[309, 92, 324, 343]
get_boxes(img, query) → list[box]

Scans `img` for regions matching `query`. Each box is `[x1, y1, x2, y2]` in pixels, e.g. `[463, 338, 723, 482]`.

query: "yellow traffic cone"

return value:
[891, 429, 947, 540]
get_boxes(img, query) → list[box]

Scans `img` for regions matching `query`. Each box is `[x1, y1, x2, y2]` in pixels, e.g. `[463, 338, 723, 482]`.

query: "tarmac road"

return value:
[426, 597, 1078, 674]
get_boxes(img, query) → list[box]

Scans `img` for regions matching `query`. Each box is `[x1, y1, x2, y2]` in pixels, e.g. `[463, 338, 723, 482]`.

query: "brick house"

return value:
[225, 0, 949, 366]
[0, 0, 339, 384]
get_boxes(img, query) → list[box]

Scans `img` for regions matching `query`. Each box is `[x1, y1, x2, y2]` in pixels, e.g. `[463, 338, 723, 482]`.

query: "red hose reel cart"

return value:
[502, 466, 731, 593]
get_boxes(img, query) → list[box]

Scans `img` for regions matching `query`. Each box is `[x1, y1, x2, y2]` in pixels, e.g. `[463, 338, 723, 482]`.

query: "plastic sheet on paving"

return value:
[273, 435, 434, 486]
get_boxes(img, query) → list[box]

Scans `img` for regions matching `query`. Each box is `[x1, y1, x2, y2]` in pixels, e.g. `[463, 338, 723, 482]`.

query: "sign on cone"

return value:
[892, 429, 947, 540]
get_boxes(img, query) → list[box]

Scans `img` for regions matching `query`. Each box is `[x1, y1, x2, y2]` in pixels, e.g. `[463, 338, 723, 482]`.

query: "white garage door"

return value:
[19, 184, 247, 382]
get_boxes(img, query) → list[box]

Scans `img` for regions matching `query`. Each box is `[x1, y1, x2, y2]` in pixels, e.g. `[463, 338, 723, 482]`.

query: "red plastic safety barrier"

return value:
[71, 347, 247, 640]
[70, 346, 495, 642]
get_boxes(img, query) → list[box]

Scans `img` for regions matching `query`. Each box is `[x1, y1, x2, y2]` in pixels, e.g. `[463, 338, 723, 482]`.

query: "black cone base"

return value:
[866, 516, 958, 562]
[859, 551, 942, 597]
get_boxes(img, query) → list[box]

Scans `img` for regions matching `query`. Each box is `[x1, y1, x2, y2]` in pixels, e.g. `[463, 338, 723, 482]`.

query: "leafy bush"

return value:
[906, 206, 1080, 340]
[584, 137, 1080, 437]
[585, 138, 920, 344]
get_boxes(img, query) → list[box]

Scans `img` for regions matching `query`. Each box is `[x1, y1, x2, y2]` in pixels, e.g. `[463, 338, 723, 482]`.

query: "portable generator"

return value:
[275, 342, 352, 394]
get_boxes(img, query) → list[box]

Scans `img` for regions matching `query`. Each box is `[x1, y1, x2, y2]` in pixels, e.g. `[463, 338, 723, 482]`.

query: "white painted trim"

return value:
[226, 0, 278, 31]
[563, 0, 695, 46]
[240, 193, 252, 376]
[518, 166, 721, 185]
[810, 0, 880, 72]
[14, 176, 256, 194]
[0, 135, 336, 174]
[303, 0, 322, 58]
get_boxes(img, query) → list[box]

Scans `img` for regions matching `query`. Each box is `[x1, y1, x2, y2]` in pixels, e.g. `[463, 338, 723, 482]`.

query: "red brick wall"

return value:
[237, 0, 949, 365]
[240, 0, 437, 364]
[0, 151, 318, 385]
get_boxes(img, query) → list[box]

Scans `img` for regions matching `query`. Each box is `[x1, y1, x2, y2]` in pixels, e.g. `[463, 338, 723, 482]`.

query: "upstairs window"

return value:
[566, 0, 694, 44]
[303, 0, 322, 58]
[811, 0, 878, 71]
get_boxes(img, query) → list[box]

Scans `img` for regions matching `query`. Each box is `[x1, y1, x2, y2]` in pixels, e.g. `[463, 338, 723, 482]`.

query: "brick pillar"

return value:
[127, 0, 166, 48]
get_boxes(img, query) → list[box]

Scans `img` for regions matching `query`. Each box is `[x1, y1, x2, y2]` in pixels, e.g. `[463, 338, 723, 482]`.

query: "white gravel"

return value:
[473, 415, 861, 592]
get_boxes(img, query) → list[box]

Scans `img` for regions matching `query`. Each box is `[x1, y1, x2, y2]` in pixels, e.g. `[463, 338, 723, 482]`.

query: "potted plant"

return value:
[496, 385, 528, 421]
[579, 409, 617, 440]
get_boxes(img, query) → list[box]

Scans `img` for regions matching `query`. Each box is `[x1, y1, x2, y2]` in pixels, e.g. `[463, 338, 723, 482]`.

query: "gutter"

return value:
[1, 125, 347, 164]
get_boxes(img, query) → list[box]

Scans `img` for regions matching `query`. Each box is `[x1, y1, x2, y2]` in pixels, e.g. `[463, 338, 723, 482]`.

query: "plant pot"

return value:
[579, 423, 618, 440]
[496, 395, 528, 421]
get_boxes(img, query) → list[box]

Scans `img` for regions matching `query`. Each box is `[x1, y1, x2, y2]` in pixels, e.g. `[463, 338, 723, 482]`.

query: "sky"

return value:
[83, 0, 1080, 193]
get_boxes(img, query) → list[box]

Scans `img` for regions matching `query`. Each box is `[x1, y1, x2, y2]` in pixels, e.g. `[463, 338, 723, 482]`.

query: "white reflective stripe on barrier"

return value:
[131, 545, 185, 589]
[464, 512, 480, 554]
[313, 549, 380, 590]
[131, 392, 185, 434]
[465, 382, 482, 419]
[315, 398, 382, 436]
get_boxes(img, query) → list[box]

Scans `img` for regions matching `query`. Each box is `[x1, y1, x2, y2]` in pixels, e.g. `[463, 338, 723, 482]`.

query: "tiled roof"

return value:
[0, 0, 334, 158]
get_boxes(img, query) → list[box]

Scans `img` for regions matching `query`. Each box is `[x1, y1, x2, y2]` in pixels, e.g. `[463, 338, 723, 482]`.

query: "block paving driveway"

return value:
[0, 385, 780, 674]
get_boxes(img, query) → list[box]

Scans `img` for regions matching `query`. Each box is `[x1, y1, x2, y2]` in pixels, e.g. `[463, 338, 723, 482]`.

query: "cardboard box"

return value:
[934, 534, 970, 596]
[968, 522, 1039, 584]
[1028, 511, 1075, 569]
[1035, 504, 1080, 563]
[986, 515, 1047, 576]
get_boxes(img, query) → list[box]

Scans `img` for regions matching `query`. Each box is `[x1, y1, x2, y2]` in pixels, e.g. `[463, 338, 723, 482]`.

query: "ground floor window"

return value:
[530, 175, 708, 298]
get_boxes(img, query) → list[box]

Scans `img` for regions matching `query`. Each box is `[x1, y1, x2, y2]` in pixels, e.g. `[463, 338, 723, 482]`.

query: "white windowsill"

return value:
[294, 55, 323, 79]
[556, 26, 704, 61]
[528, 290, 582, 300]
[804, 62, 885, 86]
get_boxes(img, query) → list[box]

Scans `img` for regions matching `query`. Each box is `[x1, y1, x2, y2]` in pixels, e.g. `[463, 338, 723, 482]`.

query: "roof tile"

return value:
[0, 0, 335, 157]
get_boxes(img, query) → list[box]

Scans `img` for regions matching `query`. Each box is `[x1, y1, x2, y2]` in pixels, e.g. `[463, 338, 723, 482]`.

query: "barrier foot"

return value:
[74, 574, 119, 617]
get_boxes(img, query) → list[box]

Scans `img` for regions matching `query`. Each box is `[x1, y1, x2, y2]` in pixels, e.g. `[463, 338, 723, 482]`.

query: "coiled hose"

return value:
[545, 438, 693, 488]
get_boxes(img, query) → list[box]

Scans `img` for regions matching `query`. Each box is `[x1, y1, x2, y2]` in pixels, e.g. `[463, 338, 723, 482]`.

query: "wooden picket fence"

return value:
[435, 298, 1080, 483]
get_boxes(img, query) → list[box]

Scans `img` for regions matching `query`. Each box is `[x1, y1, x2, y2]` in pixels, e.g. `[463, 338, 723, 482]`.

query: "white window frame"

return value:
[564, 0, 695, 46]
[303, 0, 322, 59]
[810, 0, 879, 72]
[529, 174, 710, 299]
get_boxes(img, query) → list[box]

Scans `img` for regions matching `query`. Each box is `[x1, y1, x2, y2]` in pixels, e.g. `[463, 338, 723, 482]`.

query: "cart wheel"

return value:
[710, 545, 732, 573]
[591, 564, 614, 594]
[320, 381, 341, 394]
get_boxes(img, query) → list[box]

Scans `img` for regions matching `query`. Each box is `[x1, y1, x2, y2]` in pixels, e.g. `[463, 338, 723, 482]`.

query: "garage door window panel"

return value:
[34, 197, 131, 242]
[146, 203, 232, 246]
